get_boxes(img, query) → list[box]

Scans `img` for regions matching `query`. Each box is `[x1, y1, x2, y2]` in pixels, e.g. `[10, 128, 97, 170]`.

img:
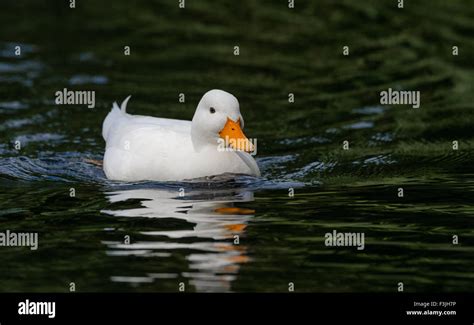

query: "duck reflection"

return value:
[101, 186, 255, 292]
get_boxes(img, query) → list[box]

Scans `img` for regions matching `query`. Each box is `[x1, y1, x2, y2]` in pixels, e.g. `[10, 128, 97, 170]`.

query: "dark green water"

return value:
[0, 0, 473, 292]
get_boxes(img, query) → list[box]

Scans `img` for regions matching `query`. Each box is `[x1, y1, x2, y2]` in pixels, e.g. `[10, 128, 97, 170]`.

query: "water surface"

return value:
[0, 0, 473, 292]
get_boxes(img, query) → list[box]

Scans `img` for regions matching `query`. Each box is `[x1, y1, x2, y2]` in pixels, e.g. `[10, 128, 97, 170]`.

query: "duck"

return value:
[102, 89, 260, 181]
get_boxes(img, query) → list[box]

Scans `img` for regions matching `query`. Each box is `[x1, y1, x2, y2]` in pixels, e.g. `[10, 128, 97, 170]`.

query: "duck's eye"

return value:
[210, 107, 216, 114]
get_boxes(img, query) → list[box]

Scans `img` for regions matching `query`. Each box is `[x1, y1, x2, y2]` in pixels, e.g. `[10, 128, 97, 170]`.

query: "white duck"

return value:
[102, 89, 260, 181]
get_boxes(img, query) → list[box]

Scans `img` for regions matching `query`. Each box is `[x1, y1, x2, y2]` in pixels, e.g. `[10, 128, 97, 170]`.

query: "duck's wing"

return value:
[102, 99, 194, 181]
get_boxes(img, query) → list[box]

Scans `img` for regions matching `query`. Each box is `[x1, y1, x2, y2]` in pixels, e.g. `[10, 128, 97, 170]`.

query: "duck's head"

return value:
[191, 89, 254, 153]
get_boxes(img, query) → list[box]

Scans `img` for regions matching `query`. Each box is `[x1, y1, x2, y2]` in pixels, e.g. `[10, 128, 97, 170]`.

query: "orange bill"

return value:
[219, 118, 254, 152]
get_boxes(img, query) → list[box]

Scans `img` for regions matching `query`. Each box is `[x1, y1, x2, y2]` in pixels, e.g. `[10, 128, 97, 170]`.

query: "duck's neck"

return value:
[191, 124, 215, 152]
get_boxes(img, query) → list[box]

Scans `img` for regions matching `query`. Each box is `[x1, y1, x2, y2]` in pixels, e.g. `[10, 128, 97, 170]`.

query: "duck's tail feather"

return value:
[120, 95, 132, 113]
[102, 95, 132, 141]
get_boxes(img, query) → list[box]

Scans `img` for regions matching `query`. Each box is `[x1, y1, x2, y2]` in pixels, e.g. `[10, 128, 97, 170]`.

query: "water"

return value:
[1, 0, 474, 292]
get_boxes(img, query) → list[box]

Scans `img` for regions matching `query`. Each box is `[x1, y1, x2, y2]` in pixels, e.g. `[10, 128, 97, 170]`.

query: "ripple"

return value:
[285, 160, 336, 180]
[352, 154, 397, 166]
[0, 60, 43, 74]
[370, 132, 394, 143]
[0, 101, 29, 110]
[342, 121, 374, 129]
[278, 135, 330, 145]
[0, 151, 306, 190]
[352, 105, 386, 115]
[0, 59, 44, 87]
[14, 133, 64, 144]
[0, 113, 49, 131]
[69, 74, 108, 85]
[0, 154, 106, 183]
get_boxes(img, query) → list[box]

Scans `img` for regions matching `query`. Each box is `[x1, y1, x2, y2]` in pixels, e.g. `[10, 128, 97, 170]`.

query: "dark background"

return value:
[0, 0, 473, 293]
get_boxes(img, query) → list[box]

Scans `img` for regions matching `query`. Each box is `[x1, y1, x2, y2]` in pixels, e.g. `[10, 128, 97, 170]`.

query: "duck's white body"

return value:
[102, 90, 260, 181]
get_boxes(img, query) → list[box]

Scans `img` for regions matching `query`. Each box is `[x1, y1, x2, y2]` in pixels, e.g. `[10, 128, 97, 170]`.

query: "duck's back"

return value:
[102, 98, 196, 181]
[102, 97, 191, 142]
